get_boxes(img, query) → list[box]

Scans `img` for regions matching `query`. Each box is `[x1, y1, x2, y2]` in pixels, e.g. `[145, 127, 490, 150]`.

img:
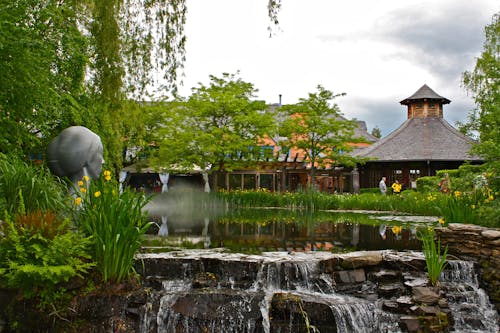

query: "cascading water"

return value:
[138, 251, 398, 332]
[137, 250, 499, 333]
[440, 260, 499, 333]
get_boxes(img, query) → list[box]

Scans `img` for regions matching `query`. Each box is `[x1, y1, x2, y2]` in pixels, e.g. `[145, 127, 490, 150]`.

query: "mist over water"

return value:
[144, 188, 224, 233]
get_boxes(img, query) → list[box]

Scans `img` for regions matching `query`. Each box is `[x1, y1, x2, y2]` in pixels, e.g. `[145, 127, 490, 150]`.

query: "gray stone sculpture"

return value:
[47, 126, 104, 187]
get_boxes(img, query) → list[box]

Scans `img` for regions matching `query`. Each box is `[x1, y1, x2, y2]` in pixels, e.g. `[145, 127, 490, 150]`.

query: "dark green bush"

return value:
[416, 176, 439, 193]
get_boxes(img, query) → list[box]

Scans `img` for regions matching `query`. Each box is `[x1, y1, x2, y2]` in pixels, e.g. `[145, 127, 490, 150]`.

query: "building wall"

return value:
[407, 101, 443, 118]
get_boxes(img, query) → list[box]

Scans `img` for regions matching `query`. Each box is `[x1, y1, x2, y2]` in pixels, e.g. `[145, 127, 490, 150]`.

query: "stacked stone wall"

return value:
[436, 223, 500, 312]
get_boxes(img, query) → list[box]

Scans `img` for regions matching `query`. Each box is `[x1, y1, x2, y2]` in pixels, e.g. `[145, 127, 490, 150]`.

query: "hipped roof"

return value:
[400, 84, 451, 105]
[353, 117, 482, 162]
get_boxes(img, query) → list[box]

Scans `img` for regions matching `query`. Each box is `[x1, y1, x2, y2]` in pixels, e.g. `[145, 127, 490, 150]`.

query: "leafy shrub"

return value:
[0, 153, 68, 216]
[73, 171, 152, 283]
[0, 212, 93, 306]
[435, 169, 460, 178]
[416, 176, 439, 193]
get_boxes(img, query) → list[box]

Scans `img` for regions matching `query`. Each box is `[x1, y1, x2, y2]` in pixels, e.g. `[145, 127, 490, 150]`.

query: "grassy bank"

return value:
[215, 189, 499, 228]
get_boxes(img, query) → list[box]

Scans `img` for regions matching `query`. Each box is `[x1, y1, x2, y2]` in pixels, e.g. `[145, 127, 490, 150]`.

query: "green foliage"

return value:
[278, 85, 366, 189]
[417, 228, 448, 286]
[461, 13, 500, 173]
[436, 191, 480, 225]
[155, 72, 276, 174]
[0, 213, 93, 305]
[73, 170, 152, 283]
[435, 169, 460, 178]
[0, 153, 68, 217]
[359, 187, 381, 194]
[0, 0, 88, 156]
[371, 126, 382, 139]
[416, 176, 440, 193]
[216, 189, 499, 227]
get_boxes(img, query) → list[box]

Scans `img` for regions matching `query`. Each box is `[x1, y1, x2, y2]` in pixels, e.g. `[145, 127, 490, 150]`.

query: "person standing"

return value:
[391, 180, 402, 194]
[439, 173, 450, 193]
[379, 177, 387, 195]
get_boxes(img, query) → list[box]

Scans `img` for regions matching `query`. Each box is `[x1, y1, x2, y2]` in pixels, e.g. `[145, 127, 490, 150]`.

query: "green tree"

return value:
[155, 73, 276, 186]
[371, 126, 382, 139]
[461, 13, 499, 171]
[80, 0, 281, 172]
[279, 85, 364, 190]
[84, 0, 281, 99]
[0, 0, 88, 156]
[1, 0, 282, 167]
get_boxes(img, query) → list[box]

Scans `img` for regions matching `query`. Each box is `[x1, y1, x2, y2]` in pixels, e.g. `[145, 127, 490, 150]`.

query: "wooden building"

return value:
[353, 84, 482, 189]
[216, 119, 378, 193]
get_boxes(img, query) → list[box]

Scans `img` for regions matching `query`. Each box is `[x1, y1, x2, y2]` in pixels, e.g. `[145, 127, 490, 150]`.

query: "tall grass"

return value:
[73, 171, 152, 283]
[214, 189, 494, 226]
[0, 153, 68, 216]
[417, 227, 448, 286]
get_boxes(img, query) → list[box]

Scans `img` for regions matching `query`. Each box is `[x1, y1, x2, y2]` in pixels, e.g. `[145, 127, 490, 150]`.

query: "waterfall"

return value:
[440, 260, 499, 333]
[138, 251, 498, 333]
[329, 302, 376, 333]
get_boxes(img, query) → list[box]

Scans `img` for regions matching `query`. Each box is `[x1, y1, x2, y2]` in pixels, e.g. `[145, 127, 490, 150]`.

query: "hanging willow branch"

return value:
[85, 0, 281, 100]
[267, 0, 282, 36]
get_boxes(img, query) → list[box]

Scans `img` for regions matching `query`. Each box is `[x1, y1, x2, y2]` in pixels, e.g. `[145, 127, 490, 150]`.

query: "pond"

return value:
[142, 193, 439, 253]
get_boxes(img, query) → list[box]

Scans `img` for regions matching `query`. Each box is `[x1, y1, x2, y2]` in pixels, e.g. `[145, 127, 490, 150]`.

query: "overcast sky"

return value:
[175, 0, 499, 136]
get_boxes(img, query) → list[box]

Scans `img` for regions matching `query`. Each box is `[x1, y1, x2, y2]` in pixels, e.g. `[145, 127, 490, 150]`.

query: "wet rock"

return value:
[383, 251, 427, 271]
[412, 287, 440, 305]
[157, 289, 265, 332]
[319, 257, 342, 272]
[396, 295, 414, 312]
[404, 276, 428, 288]
[270, 292, 338, 333]
[414, 305, 440, 316]
[382, 300, 399, 312]
[438, 298, 449, 308]
[334, 269, 366, 283]
[378, 282, 405, 297]
[399, 315, 420, 333]
[371, 269, 401, 282]
[192, 271, 218, 288]
[340, 251, 383, 269]
[436, 224, 500, 313]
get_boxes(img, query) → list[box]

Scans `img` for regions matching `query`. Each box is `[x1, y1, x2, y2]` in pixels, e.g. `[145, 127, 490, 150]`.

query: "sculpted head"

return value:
[47, 126, 104, 185]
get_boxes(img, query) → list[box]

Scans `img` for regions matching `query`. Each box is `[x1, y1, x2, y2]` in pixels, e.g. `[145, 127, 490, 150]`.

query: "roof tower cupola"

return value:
[400, 84, 451, 119]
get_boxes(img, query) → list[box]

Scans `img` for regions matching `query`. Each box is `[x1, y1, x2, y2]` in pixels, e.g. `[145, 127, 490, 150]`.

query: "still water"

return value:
[143, 193, 439, 253]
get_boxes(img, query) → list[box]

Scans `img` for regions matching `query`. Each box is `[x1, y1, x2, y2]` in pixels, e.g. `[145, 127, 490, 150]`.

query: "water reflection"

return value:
[145, 208, 428, 253]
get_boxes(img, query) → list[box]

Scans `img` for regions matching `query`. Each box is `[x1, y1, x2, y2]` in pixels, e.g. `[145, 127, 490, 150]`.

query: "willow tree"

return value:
[0, 0, 88, 156]
[86, 0, 281, 100]
[82, 0, 281, 171]
[0, 0, 281, 165]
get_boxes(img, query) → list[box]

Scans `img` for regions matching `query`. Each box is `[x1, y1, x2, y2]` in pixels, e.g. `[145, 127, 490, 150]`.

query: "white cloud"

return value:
[172, 0, 498, 136]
